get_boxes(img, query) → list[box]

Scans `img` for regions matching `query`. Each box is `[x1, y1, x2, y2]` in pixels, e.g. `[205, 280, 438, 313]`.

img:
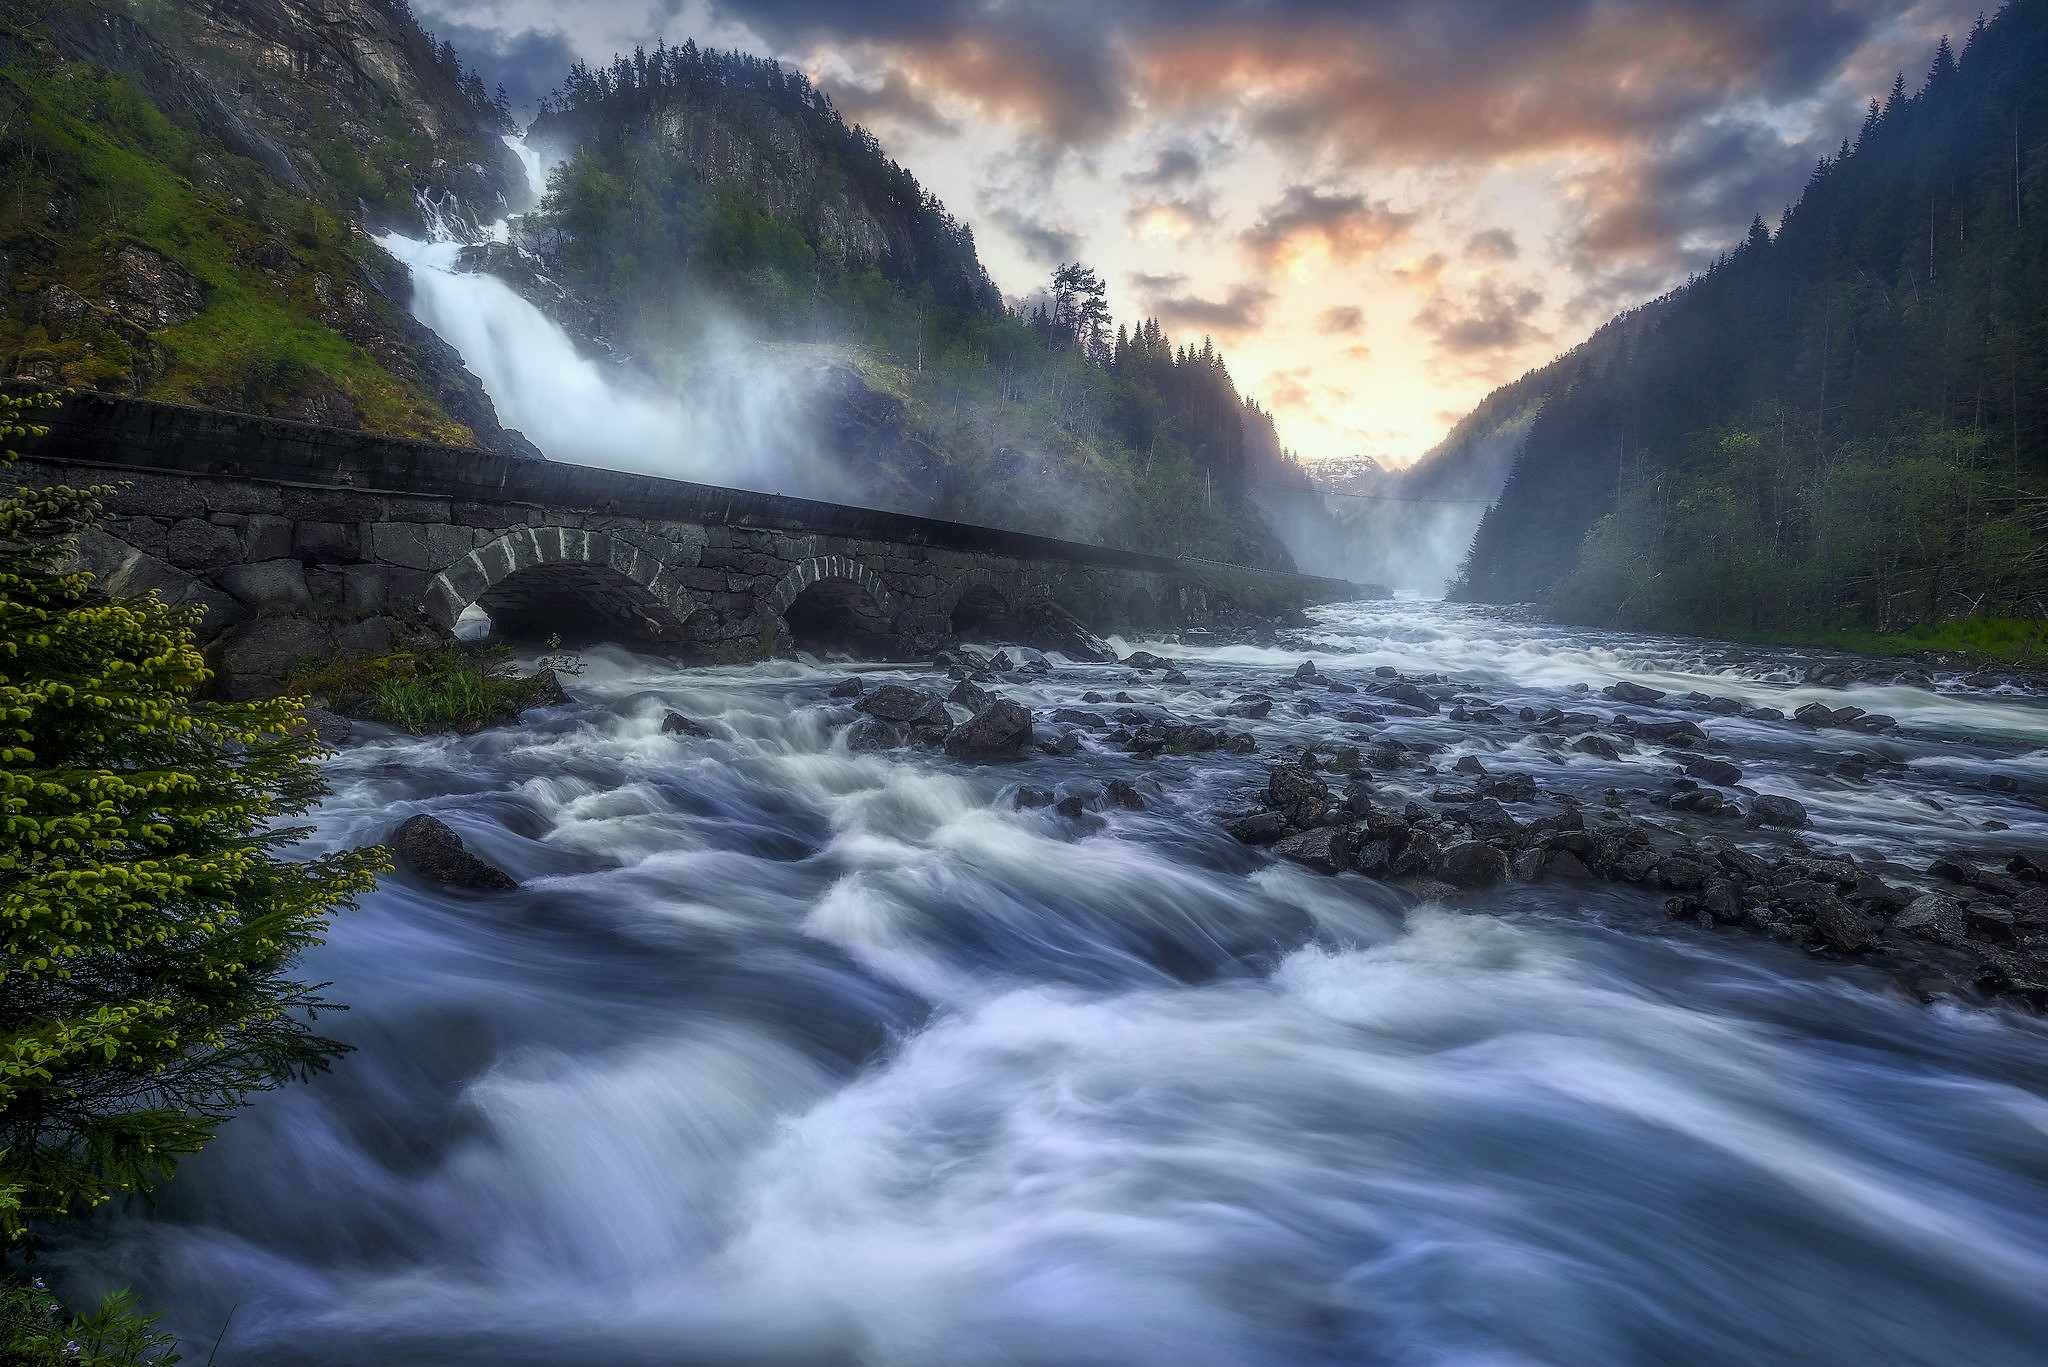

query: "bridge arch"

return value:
[939, 567, 1024, 644]
[762, 555, 898, 654]
[424, 526, 699, 645]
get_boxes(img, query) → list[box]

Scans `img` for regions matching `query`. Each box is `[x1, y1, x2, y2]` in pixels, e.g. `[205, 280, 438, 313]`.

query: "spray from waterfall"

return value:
[376, 134, 853, 500]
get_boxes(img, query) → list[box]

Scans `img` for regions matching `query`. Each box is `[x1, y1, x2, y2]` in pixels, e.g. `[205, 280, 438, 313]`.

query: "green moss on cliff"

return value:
[0, 4, 475, 439]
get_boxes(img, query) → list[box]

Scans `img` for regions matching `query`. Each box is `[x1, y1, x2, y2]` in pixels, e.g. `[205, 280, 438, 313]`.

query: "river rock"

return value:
[1749, 794, 1810, 828]
[1274, 825, 1350, 873]
[829, 677, 866, 698]
[1604, 680, 1667, 703]
[296, 707, 353, 748]
[855, 684, 953, 744]
[1793, 702, 1838, 727]
[1684, 757, 1743, 787]
[1266, 764, 1332, 827]
[661, 710, 712, 738]
[1437, 841, 1510, 888]
[390, 814, 518, 892]
[945, 699, 1034, 761]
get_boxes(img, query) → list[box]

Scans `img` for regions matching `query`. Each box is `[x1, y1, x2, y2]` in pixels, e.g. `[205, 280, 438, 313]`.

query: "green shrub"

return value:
[288, 645, 569, 734]
[0, 390, 385, 1352]
[1, 1277, 178, 1365]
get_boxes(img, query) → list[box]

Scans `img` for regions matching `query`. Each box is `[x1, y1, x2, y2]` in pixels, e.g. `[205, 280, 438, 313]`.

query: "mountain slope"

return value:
[1450, 1, 2047, 634]
[490, 43, 1305, 566]
[0, 0, 531, 446]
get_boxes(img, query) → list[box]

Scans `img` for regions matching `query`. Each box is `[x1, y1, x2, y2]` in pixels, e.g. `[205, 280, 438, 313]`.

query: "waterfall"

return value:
[375, 134, 850, 499]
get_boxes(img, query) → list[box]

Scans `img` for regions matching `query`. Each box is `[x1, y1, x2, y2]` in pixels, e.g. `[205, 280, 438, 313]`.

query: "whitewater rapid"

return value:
[54, 601, 2048, 1365]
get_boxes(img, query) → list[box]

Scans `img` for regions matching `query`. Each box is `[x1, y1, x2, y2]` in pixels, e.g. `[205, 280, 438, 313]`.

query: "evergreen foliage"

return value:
[1454, 1, 2048, 635]
[521, 41, 1314, 563]
[0, 390, 385, 1245]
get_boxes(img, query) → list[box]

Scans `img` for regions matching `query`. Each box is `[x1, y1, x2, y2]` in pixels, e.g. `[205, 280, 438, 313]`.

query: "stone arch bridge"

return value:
[10, 394, 1357, 695]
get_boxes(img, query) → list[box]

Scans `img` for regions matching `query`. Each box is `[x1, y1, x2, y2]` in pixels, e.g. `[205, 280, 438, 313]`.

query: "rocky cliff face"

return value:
[0, 0, 532, 452]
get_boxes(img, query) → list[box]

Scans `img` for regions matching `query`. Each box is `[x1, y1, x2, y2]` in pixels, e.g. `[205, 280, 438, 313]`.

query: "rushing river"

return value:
[57, 601, 2048, 1365]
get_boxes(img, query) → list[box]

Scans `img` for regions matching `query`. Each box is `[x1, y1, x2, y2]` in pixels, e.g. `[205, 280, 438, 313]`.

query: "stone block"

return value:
[214, 558, 310, 609]
[294, 520, 361, 563]
[372, 521, 474, 571]
[104, 473, 208, 520]
[243, 514, 294, 561]
[164, 517, 242, 571]
[104, 516, 168, 557]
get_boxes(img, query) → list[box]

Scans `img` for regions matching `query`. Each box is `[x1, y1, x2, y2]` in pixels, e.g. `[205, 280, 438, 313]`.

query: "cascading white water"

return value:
[375, 135, 852, 500]
[51, 601, 2048, 1365]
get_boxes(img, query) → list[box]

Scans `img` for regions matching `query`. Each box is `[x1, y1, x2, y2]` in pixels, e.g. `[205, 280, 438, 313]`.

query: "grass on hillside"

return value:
[0, 30, 469, 439]
[1735, 618, 2048, 669]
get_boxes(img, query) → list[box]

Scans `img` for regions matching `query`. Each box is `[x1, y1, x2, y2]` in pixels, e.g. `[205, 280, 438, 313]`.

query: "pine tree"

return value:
[0, 393, 386, 1243]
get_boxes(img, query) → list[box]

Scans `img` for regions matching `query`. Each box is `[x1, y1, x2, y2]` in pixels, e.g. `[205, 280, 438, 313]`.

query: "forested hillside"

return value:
[511, 43, 1317, 566]
[1452, 1, 2047, 639]
[0, 0, 536, 447]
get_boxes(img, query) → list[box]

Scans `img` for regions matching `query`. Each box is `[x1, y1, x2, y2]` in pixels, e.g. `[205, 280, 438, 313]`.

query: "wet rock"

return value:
[1227, 811, 1285, 844]
[1430, 784, 1482, 805]
[1266, 764, 1333, 827]
[1037, 730, 1082, 757]
[1103, 778, 1146, 810]
[855, 684, 954, 745]
[1652, 857, 1712, 891]
[1572, 735, 1624, 760]
[661, 710, 712, 738]
[1813, 899, 1883, 952]
[1123, 651, 1173, 671]
[848, 717, 907, 750]
[1803, 661, 1856, 688]
[1480, 772, 1539, 803]
[1549, 850, 1596, 878]
[1225, 732, 1258, 754]
[1013, 785, 1055, 810]
[1793, 702, 1839, 728]
[391, 814, 518, 892]
[1452, 755, 1487, 777]
[1438, 841, 1510, 888]
[1634, 719, 1708, 745]
[1684, 757, 1742, 787]
[1225, 693, 1274, 719]
[945, 699, 1035, 761]
[1275, 825, 1350, 874]
[1748, 794, 1809, 828]
[1511, 848, 1548, 881]
[948, 678, 996, 711]
[1604, 680, 1667, 703]
[296, 707, 353, 748]
[829, 677, 866, 698]
[1744, 705, 1786, 722]
[1382, 681, 1439, 713]
[1294, 660, 1318, 680]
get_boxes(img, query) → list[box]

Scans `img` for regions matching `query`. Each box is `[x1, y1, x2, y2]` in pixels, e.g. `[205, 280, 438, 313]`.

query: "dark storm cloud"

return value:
[1128, 270, 1189, 292]
[833, 69, 960, 134]
[1144, 282, 1274, 333]
[984, 205, 1081, 265]
[1412, 279, 1550, 356]
[1127, 143, 1206, 187]
[416, 17, 579, 113]
[1240, 186, 1414, 270]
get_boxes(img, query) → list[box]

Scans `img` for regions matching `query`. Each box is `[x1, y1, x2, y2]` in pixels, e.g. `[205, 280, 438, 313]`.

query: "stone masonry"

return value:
[8, 391, 1358, 695]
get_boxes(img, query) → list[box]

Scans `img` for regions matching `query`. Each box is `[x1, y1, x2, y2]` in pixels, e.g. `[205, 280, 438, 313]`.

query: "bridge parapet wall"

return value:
[6, 392, 1357, 695]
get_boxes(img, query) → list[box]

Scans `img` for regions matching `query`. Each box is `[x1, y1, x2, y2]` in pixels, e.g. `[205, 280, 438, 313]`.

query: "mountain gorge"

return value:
[1450, 0, 2047, 641]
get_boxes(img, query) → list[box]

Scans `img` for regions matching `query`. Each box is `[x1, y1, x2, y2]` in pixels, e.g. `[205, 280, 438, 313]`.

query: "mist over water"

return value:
[378, 137, 854, 501]
[55, 602, 2048, 1365]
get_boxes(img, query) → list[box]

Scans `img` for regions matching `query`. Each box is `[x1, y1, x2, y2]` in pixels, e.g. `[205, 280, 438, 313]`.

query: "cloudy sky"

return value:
[417, 0, 1980, 466]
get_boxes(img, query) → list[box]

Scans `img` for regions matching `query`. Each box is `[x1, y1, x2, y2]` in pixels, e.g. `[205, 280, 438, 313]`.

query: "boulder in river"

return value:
[1604, 680, 1667, 704]
[1437, 841, 1510, 888]
[391, 814, 518, 892]
[1266, 764, 1332, 827]
[1274, 825, 1350, 873]
[661, 711, 712, 738]
[945, 699, 1035, 761]
[855, 684, 954, 745]
[1748, 794, 1810, 828]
